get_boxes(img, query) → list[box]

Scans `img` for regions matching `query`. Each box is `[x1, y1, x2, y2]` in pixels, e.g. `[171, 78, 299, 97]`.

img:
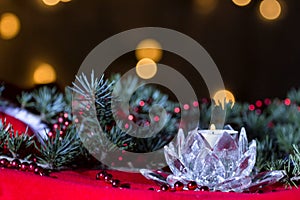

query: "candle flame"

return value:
[210, 124, 216, 130]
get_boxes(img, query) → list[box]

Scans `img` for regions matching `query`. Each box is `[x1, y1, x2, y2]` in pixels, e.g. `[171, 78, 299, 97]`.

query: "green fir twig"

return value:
[35, 125, 81, 170]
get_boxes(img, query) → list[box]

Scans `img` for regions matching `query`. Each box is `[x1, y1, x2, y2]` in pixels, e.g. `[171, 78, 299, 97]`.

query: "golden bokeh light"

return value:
[232, 0, 251, 7]
[259, 0, 281, 20]
[136, 58, 157, 80]
[135, 39, 162, 62]
[194, 0, 218, 15]
[33, 63, 57, 84]
[0, 13, 21, 40]
[213, 90, 235, 109]
[60, 0, 71, 2]
[42, 0, 60, 6]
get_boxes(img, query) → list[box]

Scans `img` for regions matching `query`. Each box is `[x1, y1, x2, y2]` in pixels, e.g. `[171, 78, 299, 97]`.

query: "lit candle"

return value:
[200, 90, 237, 147]
[199, 124, 238, 148]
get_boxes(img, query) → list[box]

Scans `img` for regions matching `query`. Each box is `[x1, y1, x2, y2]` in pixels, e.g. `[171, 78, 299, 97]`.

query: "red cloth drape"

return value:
[0, 168, 299, 200]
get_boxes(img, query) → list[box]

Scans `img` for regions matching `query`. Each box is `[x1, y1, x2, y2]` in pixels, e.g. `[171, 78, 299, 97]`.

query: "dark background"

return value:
[0, 0, 300, 102]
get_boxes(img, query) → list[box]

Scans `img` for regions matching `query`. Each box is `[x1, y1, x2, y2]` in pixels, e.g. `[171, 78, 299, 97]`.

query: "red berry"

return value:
[111, 179, 120, 188]
[174, 181, 184, 191]
[0, 158, 9, 167]
[104, 173, 113, 183]
[10, 159, 21, 169]
[187, 181, 197, 190]
[96, 171, 107, 180]
[199, 186, 209, 191]
[28, 162, 37, 172]
[19, 162, 29, 171]
[34, 166, 43, 175]
[160, 184, 169, 191]
[36, 168, 48, 176]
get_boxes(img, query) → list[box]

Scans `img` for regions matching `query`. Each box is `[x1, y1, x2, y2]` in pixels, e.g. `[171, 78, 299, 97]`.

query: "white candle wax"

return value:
[199, 129, 238, 148]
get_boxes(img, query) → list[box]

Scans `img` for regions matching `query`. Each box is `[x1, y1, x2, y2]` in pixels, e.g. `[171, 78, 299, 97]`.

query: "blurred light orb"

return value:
[194, 0, 218, 15]
[60, 0, 71, 2]
[0, 13, 21, 40]
[33, 63, 57, 84]
[136, 58, 157, 80]
[42, 0, 60, 6]
[259, 0, 281, 20]
[135, 39, 162, 62]
[213, 90, 235, 108]
[232, 0, 251, 6]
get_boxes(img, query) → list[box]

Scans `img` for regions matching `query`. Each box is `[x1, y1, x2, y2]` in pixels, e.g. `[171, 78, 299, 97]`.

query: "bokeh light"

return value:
[256, 100, 263, 107]
[174, 107, 180, 113]
[193, 101, 199, 107]
[0, 13, 21, 40]
[194, 0, 218, 15]
[259, 0, 281, 20]
[232, 0, 251, 7]
[60, 0, 71, 2]
[136, 58, 157, 79]
[284, 98, 291, 106]
[249, 104, 255, 111]
[213, 90, 235, 108]
[135, 39, 162, 62]
[153, 116, 160, 122]
[183, 104, 190, 110]
[33, 63, 57, 84]
[42, 0, 60, 6]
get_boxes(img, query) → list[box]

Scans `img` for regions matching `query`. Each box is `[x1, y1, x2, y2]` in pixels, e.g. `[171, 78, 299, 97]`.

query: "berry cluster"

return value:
[95, 171, 210, 192]
[48, 112, 71, 137]
[0, 157, 49, 176]
[155, 181, 209, 192]
[95, 170, 130, 189]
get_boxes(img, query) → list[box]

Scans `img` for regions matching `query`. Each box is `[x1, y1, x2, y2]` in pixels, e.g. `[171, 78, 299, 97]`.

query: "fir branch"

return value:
[242, 111, 270, 140]
[17, 91, 34, 109]
[63, 87, 73, 116]
[274, 125, 300, 154]
[104, 125, 135, 152]
[287, 88, 300, 105]
[290, 145, 300, 178]
[32, 87, 65, 123]
[72, 71, 113, 103]
[6, 128, 34, 158]
[0, 120, 9, 152]
[256, 135, 277, 171]
[35, 125, 81, 170]
[71, 71, 115, 127]
[0, 119, 34, 158]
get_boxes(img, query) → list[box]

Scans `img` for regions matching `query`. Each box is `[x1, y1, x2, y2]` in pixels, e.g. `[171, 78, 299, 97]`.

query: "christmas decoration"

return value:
[140, 128, 285, 192]
[174, 181, 184, 191]
[95, 170, 131, 189]
[0, 156, 49, 176]
[0, 85, 95, 171]
[1, 72, 300, 192]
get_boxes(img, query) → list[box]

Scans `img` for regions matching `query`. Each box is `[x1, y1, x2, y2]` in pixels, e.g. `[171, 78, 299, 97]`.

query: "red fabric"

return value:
[0, 168, 299, 200]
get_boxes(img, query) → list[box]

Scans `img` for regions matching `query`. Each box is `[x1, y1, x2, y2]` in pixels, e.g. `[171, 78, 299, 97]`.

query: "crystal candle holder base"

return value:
[141, 128, 286, 192]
